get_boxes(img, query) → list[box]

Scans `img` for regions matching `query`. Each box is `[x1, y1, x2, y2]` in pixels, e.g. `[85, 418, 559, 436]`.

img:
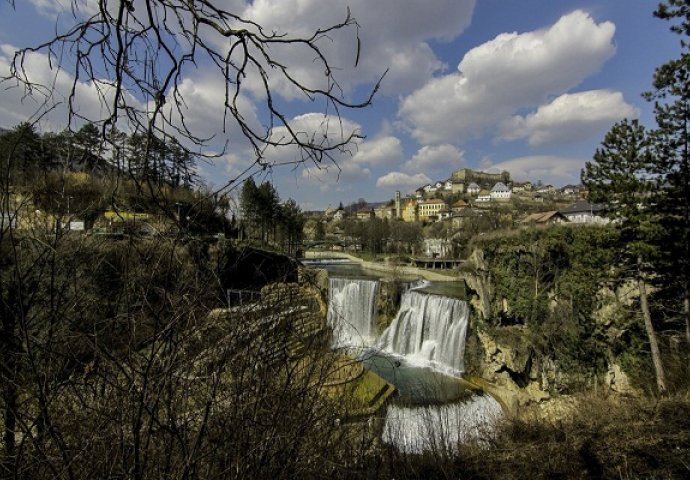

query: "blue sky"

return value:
[0, 1, 682, 210]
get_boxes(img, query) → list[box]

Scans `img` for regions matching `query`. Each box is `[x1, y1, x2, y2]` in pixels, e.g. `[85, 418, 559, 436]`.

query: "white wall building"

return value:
[490, 182, 512, 200]
[423, 238, 453, 258]
[466, 182, 480, 195]
[559, 201, 610, 224]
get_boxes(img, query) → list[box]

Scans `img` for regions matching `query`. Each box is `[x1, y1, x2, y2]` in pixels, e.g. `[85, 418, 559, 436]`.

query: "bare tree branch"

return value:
[6, 0, 384, 191]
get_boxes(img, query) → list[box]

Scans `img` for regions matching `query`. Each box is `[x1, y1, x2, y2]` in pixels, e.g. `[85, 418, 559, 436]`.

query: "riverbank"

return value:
[303, 250, 459, 282]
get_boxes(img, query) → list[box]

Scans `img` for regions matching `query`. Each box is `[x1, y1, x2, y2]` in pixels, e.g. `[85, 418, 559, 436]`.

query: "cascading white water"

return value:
[377, 291, 469, 376]
[382, 395, 503, 453]
[327, 277, 379, 349]
[324, 274, 503, 452]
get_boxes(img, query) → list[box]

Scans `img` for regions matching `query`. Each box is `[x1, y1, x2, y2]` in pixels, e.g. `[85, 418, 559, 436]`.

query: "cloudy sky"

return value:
[0, 1, 681, 209]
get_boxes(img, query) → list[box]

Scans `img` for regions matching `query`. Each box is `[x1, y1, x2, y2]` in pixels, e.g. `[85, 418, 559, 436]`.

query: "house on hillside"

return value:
[437, 206, 452, 221]
[561, 184, 581, 196]
[423, 184, 437, 194]
[418, 198, 447, 221]
[559, 201, 609, 224]
[355, 208, 374, 220]
[451, 208, 482, 228]
[466, 182, 480, 195]
[451, 199, 469, 213]
[374, 204, 395, 220]
[476, 189, 491, 203]
[512, 181, 532, 193]
[521, 211, 568, 225]
[490, 182, 512, 200]
[536, 184, 556, 194]
[402, 199, 418, 222]
[332, 208, 347, 222]
[423, 238, 452, 258]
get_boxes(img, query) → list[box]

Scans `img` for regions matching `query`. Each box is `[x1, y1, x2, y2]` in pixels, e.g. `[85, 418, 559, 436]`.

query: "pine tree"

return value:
[74, 123, 102, 172]
[582, 119, 668, 394]
[646, 1, 690, 347]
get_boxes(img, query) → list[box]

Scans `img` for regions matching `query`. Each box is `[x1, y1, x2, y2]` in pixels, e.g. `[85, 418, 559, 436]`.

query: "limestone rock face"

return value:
[474, 327, 549, 407]
[478, 329, 531, 375]
[462, 246, 646, 414]
[375, 279, 402, 334]
[591, 280, 638, 328]
[462, 249, 494, 320]
[606, 363, 638, 396]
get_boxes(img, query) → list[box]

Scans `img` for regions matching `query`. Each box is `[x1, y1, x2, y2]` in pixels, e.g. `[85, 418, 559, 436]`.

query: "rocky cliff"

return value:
[460, 233, 649, 409]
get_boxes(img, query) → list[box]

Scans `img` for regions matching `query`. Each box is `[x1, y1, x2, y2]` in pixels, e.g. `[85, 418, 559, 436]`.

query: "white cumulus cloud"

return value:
[499, 90, 638, 146]
[404, 144, 464, 174]
[238, 0, 476, 98]
[399, 10, 617, 144]
[352, 136, 403, 166]
[376, 172, 432, 191]
[0, 44, 143, 131]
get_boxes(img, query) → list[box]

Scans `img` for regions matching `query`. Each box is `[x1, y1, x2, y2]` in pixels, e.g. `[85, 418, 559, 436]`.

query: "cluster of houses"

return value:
[324, 195, 608, 229]
[415, 178, 583, 204]
[522, 201, 609, 225]
[322, 167, 591, 226]
[415, 200, 609, 258]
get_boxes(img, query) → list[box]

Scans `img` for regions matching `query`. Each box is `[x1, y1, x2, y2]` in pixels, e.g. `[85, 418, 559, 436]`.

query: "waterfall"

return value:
[382, 395, 502, 453]
[377, 291, 469, 376]
[324, 275, 503, 452]
[327, 277, 379, 349]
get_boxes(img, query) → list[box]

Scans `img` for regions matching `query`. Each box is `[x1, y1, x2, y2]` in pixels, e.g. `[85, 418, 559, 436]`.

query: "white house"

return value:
[490, 182, 512, 200]
[536, 184, 556, 194]
[437, 206, 452, 221]
[332, 209, 346, 221]
[559, 201, 609, 224]
[423, 238, 452, 258]
[561, 185, 581, 195]
[476, 190, 491, 202]
[466, 182, 480, 195]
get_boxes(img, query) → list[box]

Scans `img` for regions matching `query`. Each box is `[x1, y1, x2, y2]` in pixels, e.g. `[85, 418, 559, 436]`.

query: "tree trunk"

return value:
[638, 276, 668, 395]
[684, 286, 690, 347]
[1, 319, 17, 475]
[2, 379, 17, 473]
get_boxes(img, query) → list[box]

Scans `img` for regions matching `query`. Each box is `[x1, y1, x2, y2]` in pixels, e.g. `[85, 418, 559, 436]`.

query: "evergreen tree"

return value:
[74, 123, 102, 172]
[256, 181, 280, 245]
[240, 178, 259, 242]
[166, 137, 197, 187]
[106, 127, 128, 175]
[582, 119, 668, 394]
[646, 0, 690, 346]
[279, 199, 305, 255]
[2, 122, 44, 181]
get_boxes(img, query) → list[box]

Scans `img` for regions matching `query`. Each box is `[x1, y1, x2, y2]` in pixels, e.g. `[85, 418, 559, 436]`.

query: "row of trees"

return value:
[3, 122, 198, 188]
[0, 121, 238, 236]
[582, 1, 690, 394]
[239, 178, 305, 255]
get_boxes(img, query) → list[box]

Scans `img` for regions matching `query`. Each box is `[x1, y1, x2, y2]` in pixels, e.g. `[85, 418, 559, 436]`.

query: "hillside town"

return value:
[305, 167, 608, 258]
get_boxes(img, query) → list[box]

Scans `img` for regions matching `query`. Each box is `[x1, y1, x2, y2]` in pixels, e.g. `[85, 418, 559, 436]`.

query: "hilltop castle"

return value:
[450, 168, 510, 189]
